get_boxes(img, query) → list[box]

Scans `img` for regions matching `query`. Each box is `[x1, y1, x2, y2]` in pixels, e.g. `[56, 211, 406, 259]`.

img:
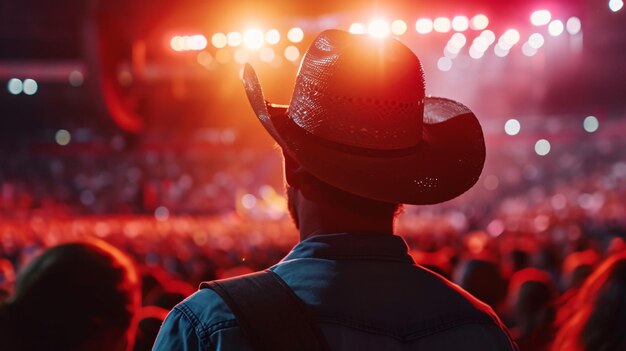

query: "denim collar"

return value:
[282, 233, 415, 264]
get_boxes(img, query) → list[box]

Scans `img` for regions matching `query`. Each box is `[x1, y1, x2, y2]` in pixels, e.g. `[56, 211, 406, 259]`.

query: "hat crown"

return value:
[288, 30, 425, 150]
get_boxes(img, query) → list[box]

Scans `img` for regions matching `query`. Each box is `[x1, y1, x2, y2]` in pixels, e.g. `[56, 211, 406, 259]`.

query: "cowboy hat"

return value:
[242, 29, 485, 205]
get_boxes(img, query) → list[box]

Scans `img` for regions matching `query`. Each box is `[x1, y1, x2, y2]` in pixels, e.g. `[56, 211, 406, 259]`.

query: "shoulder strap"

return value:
[200, 269, 330, 351]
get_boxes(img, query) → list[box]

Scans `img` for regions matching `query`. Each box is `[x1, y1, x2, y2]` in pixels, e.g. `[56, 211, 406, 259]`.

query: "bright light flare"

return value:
[170, 36, 184, 51]
[469, 45, 485, 59]
[566, 17, 582, 35]
[368, 20, 390, 38]
[265, 29, 280, 44]
[212, 33, 227, 48]
[583, 116, 599, 133]
[548, 20, 564, 36]
[609, 0, 624, 12]
[504, 119, 521, 135]
[23, 78, 38, 95]
[530, 10, 552, 26]
[501, 29, 521, 46]
[349, 22, 367, 34]
[433, 17, 451, 33]
[535, 139, 551, 156]
[415, 18, 433, 34]
[55, 129, 71, 146]
[227, 32, 243, 47]
[480, 30, 496, 44]
[391, 19, 407, 35]
[470, 14, 489, 30]
[528, 33, 545, 48]
[243, 28, 264, 49]
[7, 78, 22, 95]
[452, 16, 469, 31]
[287, 27, 304, 43]
[449, 33, 467, 48]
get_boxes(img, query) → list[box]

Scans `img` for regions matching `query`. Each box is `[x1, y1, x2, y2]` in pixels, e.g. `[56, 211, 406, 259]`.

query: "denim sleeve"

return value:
[152, 307, 206, 351]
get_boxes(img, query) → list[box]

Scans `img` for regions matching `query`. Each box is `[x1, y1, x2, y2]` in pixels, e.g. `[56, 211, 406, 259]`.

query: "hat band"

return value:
[277, 106, 422, 158]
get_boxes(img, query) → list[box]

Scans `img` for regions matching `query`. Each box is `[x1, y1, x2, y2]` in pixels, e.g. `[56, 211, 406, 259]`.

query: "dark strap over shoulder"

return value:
[200, 269, 330, 351]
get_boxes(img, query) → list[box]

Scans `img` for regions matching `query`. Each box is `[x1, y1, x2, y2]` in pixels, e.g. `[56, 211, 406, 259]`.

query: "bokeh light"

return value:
[211, 33, 227, 48]
[480, 30, 496, 44]
[494, 43, 510, 57]
[259, 47, 275, 62]
[7, 78, 23, 95]
[415, 18, 433, 34]
[449, 33, 467, 48]
[265, 29, 280, 45]
[451, 16, 469, 31]
[349, 22, 367, 34]
[368, 19, 390, 38]
[433, 17, 451, 33]
[227, 32, 243, 47]
[154, 206, 170, 222]
[522, 42, 538, 56]
[535, 139, 551, 156]
[215, 49, 231, 64]
[470, 14, 489, 30]
[437, 57, 452, 71]
[504, 119, 521, 135]
[287, 27, 304, 43]
[501, 29, 521, 46]
[170, 36, 184, 51]
[284, 45, 300, 62]
[55, 129, 71, 146]
[530, 10, 552, 26]
[23, 78, 38, 95]
[566, 17, 582, 35]
[528, 33, 545, 49]
[583, 116, 599, 133]
[609, 0, 624, 12]
[391, 19, 407, 35]
[234, 48, 250, 64]
[469, 45, 485, 59]
[548, 20, 564, 36]
[68, 70, 84, 87]
[243, 28, 264, 50]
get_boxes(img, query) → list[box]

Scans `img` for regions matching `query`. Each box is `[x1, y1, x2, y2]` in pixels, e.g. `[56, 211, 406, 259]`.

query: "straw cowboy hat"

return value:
[242, 29, 485, 205]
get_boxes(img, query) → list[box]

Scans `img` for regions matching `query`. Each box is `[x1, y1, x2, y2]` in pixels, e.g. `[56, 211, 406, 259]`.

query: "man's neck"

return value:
[297, 210, 394, 241]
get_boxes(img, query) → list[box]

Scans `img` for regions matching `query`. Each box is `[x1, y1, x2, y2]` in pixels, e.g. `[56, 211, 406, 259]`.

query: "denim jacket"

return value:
[153, 233, 517, 350]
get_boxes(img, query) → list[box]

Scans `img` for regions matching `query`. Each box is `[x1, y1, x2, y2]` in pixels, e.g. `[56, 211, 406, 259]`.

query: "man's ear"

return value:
[282, 151, 301, 186]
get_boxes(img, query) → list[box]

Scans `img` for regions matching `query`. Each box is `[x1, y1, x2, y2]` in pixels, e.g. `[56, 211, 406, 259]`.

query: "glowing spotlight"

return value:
[265, 29, 280, 45]
[227, 32, 243, 47]
[55, 129, 71, 146]
[566, 17, 582, 35]
[415, 18, 433, 34]
[451, 16, 469, 31]
[480, 30, 496, 44]
[7, 78, 23, 95]
[433, 17, 451, 33]
[437, 57, 452, 71]
[23, 78, 38, 95]
[368, 19, 390, 38]
[259, 47, 275, 62]
[391, 19, 407, 35]
[170, 36, 184, 51]
[349, 22, 367, 34]
[470, 14, 489, 30]
[243, 28, 264, 50]
[287, 27, 304, 43]
[522, 42, 538, 56]
[583, 116, 599, 133]
[530, 10, 552, 26]
[212, 33, 227, 48]
[535, 139, 551, 156]
[284, 45, 300, 62]
[504, 119, 521, 135]
[609, 0, 624, 12]
[528, 33, 545, 48]
[501, 29, 521, 46]
[548, 20, 564, 36]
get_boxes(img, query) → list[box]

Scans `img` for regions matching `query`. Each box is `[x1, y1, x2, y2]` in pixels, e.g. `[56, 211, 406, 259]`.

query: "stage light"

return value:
[212, 33, 227, 48]
[566, 17, 582, 35]
[349, 22, 367, 34]
[449, 33, 467, 48]
[227, 32, 243, 47]
[7, 78, 22, 95]
[265, 29, 280, 45]
[284, 45, 300, 62]
[470, 14, 489, 30]
[243, 28, 264, 50]
[437, 57, 452, 71]
[494, 43, 510, 57]
[391, 19, 407, 35]
[535, 139, 551, 156]
[480, 30, 496, 44]
[548, 20, 564, 36]
[259, 47, 275, 62]
[469, 45, 484, 59]
[528, 33, 545, 48]
[170, 36, 184, 51]
[530, 10, 551, 26]
[68, 70, 84, 87]
[501, 29, 521, 46]
[287, 27, 304, 43]
[522, 42, 538, 56]
[583, 115, 599, 133]
[187, 35, 207, 50]
[215, 49, 231, 64]
[368, 19, 390, 38]
[23, 78, 38, 95]
[433, 17, 451, 33]
[609, 0, 624, 12]
[415, 18, 433, 34]
[451, 16, 469, 31]
[55, 129, 71, 146]
[504, 119, 521, 136]
[234, 48, 250, 64]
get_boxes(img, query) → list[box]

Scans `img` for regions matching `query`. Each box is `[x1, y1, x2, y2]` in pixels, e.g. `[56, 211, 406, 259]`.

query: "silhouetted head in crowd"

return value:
[453, 258, 506, 310]
[0, 240, 140, 351]
[553, 251, 626, 351]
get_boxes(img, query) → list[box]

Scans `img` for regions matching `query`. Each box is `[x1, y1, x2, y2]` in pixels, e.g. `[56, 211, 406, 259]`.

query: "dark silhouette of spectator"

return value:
[0, 240, 140, 351]
[553, 251, 626, 351]
[453, 258, 507, 310]
[507, 268, 557, 351]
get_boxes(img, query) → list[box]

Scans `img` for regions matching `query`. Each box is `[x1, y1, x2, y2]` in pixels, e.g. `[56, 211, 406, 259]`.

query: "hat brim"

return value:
[243, 64, 485, 205]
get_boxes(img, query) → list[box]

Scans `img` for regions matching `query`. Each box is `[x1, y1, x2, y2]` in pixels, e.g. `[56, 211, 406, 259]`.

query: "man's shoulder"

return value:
[174, 287, 237, 334]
